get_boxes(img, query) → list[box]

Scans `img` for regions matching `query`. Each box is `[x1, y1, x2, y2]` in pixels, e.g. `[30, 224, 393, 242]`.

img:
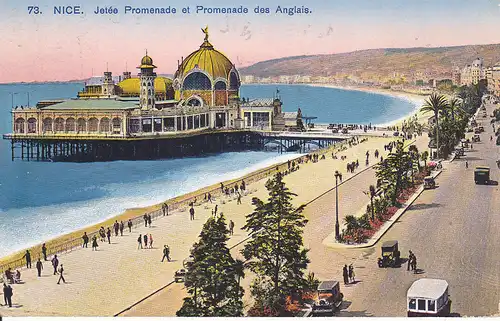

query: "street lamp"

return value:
[334, 170, 342, 240]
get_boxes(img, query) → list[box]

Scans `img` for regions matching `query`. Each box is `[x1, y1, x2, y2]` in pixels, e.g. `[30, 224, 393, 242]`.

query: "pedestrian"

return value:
[407, 251, 413, 271]
[143, 214, 148, 227]
[466, 161, 469, 169]
[137, 234, 143, 249]
[237, 193, 242, 205]
[114, 220, 119, 236]
[143, 234, 148, 248]
[57, 264, 66, 284]
[208, 193, 212, 203]
[82, 232, 89, 248]
[51, 255, 59, 275]
[106, 227, 111, 244]
[147, 214, 152, 227]
[23, 250, 32, 269]
[229, 220, 235, 235]
[348, 264, 353, 283]
[190, 206, 195, 220]
[3, 283, 13, 308]
[161, 245, 171, 262]
[349, 264, 356, 283]
[92, 235, 98, 251]
[120, 221, 124, 236]
[342, 265, 349, 285]
[214, 204, 218, 216]
[412, 255, 418, 272]
[128, 219, 133, 233]
[36, 258, 43, 277]
[42, 243, 47, 261]
[149, 234, 153, 249]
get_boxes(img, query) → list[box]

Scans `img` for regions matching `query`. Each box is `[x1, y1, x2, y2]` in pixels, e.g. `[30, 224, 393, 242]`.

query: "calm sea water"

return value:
[0, 83, 416, 256]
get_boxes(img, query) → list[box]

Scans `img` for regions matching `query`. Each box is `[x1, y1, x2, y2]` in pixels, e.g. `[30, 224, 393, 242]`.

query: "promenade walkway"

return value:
[0, 135, 409, 316]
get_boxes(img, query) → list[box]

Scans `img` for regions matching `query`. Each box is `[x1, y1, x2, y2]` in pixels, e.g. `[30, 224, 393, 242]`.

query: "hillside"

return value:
[239, 44, 500, 80]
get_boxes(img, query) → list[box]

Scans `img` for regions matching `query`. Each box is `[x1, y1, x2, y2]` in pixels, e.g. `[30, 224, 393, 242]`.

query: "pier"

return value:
[3, 130, 343, 162]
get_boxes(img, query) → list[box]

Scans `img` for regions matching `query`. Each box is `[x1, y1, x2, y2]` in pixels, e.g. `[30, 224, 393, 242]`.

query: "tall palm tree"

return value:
[232, 259, 246, 288]
[420, 93, 448, 159]
[447, 97, 465, 121]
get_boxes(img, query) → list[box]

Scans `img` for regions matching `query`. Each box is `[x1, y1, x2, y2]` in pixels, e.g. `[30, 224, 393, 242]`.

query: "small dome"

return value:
[138, 52, 157, 69]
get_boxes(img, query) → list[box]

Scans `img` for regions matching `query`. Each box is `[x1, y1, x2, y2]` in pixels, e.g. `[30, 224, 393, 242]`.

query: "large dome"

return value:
[117, 77, 174, 99]
[175, 29, 236, 81]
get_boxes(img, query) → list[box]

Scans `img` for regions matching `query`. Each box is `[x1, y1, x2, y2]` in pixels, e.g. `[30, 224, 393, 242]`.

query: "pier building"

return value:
[4, 27, 336, 161]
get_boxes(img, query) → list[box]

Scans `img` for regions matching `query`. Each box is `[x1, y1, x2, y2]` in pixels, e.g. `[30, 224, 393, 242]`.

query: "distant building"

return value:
[242, 75, 255, 83]
[460, 58, 485, 86]
[486, 62, 500, 98]
[452, 67, 461, 86]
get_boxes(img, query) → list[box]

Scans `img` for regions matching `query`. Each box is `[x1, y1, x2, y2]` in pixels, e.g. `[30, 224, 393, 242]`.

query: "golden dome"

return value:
[175, 28, 236, 81]
[138, 53, 156, 69]
[117, 77, 173, 95]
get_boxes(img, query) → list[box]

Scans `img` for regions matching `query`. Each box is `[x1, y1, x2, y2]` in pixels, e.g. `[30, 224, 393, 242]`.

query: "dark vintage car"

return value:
[474, 166, 490, 184]
[424, 176, 436, 189]
[378, 240, 401, 268]
[311, 280, 344, 316]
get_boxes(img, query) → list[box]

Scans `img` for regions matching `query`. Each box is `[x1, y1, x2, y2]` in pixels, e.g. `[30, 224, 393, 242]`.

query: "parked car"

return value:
[311, 280, 344, 316]
[423, 176, 436, 189]
[341, 128, 348, 134]
[331, 128, 339, 133]
[474, 166, 490, 184]
[472, 134, 480, 142]
[407, 278, 451, 317]
[393, 131, 400, 136]
[377, 240, 401, 268]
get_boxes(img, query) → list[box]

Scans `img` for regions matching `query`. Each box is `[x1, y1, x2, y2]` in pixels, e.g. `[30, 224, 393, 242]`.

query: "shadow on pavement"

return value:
[488, 180, 499, 186]
[449, 312, 462, 317]
[408, 203, 441, 211]
[412, 268, 425, 275]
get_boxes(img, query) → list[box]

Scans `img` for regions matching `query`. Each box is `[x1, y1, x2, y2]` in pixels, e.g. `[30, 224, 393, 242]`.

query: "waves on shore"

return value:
[0, 152, 302, 257]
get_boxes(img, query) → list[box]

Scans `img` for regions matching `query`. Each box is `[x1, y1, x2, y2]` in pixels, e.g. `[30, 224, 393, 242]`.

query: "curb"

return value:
[114, 280, 176, 316]
[323, 169, 443, 249]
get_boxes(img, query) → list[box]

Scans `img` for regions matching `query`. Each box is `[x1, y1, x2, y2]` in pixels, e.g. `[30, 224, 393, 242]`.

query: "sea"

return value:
[0, 83, 417, 257]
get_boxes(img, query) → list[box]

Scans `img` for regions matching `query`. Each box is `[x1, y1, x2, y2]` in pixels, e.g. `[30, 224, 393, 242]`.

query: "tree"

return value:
[446, 97, 465, 121]
[364, 185, 377, 221]
[420, 93, 448, 159]
[177, 214, 244, 317]
[242, 172, 309, 315]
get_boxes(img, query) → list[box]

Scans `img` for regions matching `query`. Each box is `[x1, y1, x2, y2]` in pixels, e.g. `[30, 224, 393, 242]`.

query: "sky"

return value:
[1, 0, 500, 83]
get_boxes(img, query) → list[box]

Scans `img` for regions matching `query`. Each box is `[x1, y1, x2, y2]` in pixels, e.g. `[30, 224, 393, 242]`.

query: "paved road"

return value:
[334, 104, 500, 317]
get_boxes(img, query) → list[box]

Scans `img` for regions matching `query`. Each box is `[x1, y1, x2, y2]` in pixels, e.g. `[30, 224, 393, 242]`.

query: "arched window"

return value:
[148, 89, 152, 95]
[186, 97, 202, 107]
[54, 118, 65, 132]
[88, 118, 99, 132]
[14, 118, 25, 133]
[214, 81, 227, 90]
[65, 117, 76, 132]
[229, 71, 239, 90]
[148, 98, 152, 106]
[100, 117, 110, 132]
[112, 117, 122, 133]
[43, 118, 53, 132]
[77, 118, 86, 132]
[27, 118, 37, 133]
[183, 72, 211, 90]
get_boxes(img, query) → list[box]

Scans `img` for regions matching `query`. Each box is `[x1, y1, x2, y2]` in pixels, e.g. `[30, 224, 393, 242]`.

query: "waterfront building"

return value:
[485, 62, 500, 98]
[460, 58, 485, 86]
[8, 28, 292, 138]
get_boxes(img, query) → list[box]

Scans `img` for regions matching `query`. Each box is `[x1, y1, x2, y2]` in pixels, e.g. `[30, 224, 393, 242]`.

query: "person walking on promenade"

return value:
[214, 204, 218, 216]
[208, 193, 212, 203]
[120, 221, 124, 236]
[229, 220, 235, 236]
[57, 264, 66, 284]
[51, 255, 59, 275]
[22, 250, 32, 269]
[114, 220, 119, 236]
[143, 234, 148, 248]
[36, 258, 43, 277]
[466, 161, 469, 169]
[82, 232, 89, 248]
[92, 235, 98, 251]
[42, 243, 47, 261]
[147, 214, 152, 227]
[149, 234, 153, 249]
[137, 235, 143, 249]
[3, 283, 13, 307]
[190, 206, 195, 220]
[106, 227, 111, 244]
[99, 227, 106, 242]
[237, 193, 242, 205]
[349, 264, 355, 283]
[143, 214, 148, 227]
[412, 255, 418, 273]
[343, 265, 349, 285]
[407, 251, 413, 271]
[161, 245, 171, 262]
[128, 219, 133, 233]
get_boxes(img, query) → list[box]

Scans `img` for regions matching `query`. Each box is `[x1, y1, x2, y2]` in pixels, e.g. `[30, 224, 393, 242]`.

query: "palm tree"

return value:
[364, 185, 377, 221]
[232, 259, 246, 288]
[447, 97, 465, 121]
[420, 93, 448, 159]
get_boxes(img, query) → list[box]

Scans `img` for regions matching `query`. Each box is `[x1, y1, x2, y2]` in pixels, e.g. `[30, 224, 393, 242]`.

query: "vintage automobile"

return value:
[472, 134, 480, 142]
[183, 255, 194, 269]
[174, 268, 187, 283]
[423, 176, 436, 189]
[478, 126, 485, 132]
[311, 280, 344, 316]
[393, 131, 400, 137]
[341, 128, 348, 134]
[474, 128, 481, 134]
[407, 278, 451, 317]
[331, 127, 339, 133]
[474, 166, 490, 184]
[377, 240, 401, 268]
[454, 148, 464, 157]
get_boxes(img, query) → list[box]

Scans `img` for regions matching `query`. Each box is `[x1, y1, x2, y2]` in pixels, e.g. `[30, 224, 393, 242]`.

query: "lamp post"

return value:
[334, 170, 342, 240]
